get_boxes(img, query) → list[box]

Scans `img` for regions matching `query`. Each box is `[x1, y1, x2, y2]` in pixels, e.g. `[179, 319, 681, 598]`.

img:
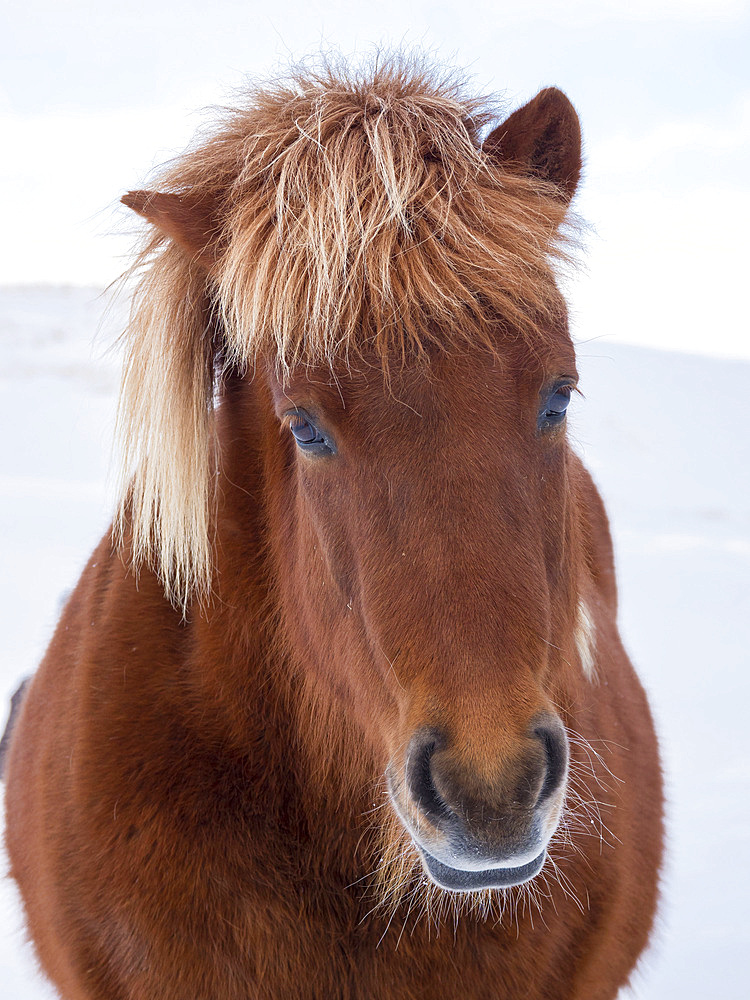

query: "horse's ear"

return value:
[122, 190, 219, 269]
[483, 88, 582, 203]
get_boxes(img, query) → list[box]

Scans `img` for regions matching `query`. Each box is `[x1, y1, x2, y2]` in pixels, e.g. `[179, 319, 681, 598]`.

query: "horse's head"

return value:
[262, 341, 582, 892]
[120, 64, 590, 894]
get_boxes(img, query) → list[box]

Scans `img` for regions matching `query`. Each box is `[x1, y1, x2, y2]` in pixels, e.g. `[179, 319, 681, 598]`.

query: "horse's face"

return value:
[120, 80, 586, 893]
[264, 324, 582, 891]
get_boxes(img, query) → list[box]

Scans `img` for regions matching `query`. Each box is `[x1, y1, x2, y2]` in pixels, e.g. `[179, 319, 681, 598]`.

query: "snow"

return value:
[1, 285, 748, 997]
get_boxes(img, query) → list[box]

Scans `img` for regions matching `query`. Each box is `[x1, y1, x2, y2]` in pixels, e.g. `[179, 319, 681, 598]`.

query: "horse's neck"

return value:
[184, 495, 376, 879]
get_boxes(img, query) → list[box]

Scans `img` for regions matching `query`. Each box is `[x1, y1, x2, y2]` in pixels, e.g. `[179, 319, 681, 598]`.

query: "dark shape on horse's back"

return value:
[0, 677, 30, 780]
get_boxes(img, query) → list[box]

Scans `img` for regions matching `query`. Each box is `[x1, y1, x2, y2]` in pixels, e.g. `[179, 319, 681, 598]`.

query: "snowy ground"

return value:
[1, 285, 748, 997]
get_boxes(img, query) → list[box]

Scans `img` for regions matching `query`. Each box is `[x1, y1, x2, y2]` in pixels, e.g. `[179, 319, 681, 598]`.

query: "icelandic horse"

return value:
[3, 59, 663, 999]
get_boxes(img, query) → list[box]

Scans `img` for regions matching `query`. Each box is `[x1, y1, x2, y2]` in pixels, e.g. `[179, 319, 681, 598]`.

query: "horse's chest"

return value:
[223, 889, 562, 1000]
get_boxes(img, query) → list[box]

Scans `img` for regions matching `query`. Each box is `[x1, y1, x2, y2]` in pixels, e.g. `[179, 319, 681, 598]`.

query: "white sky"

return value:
[2, 0, 749, 358]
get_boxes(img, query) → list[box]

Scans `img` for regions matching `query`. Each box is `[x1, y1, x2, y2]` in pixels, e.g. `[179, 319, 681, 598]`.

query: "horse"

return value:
[3, 58, 663, 999]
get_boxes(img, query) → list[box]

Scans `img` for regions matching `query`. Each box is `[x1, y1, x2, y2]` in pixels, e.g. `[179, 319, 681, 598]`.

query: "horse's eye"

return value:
[288, 413, 334, 455]
[547, 386, 571, 416]
[539, 385, 573, 431]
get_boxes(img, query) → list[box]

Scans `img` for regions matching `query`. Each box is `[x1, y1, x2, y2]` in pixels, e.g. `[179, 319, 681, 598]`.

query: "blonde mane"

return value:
[117, 56, 575, 609]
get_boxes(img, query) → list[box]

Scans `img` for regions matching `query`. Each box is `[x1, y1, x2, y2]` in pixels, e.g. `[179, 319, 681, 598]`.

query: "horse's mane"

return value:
[117, 55, 576, 608]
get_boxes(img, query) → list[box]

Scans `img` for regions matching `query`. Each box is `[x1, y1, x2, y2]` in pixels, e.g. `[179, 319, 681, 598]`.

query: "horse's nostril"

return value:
[533, 721, 569, 806]
[405, 729, 451, 824]
[404, 722, 567, 839]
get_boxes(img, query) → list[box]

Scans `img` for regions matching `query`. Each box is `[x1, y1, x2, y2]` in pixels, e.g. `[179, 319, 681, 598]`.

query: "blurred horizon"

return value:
[2, 0, 749, 359]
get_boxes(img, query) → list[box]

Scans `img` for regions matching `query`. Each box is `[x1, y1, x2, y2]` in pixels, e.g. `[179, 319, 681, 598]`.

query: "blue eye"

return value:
[288, 413, 334, 455]
[539, 384, 573, 431]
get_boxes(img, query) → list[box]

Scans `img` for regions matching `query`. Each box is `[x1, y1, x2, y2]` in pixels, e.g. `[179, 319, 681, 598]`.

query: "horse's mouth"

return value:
[417, 847, 546, 891]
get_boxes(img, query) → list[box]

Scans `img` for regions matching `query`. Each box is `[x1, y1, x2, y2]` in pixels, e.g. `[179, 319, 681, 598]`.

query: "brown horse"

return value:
[3, 59, 663, 999]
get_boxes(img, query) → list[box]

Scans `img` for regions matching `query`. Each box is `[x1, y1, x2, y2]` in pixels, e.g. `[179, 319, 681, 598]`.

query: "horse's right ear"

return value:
[483, 88, 582, 204]
[122, 190, 219, 269]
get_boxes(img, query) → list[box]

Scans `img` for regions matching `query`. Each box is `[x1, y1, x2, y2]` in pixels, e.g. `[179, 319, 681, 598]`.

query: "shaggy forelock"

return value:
[216, 59, 571, 372]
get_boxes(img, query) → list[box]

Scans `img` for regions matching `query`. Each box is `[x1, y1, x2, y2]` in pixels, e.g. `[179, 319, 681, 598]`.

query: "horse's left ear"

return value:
[122, 190, 219, 269]
[483, 88, 582, 204]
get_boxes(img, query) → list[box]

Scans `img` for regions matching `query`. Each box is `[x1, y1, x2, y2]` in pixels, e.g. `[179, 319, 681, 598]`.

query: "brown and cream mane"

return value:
[119, 60, 576, 607]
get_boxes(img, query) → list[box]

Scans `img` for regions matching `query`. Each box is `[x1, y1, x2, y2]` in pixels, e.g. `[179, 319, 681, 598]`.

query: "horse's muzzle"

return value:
[387, 717, 568, 891]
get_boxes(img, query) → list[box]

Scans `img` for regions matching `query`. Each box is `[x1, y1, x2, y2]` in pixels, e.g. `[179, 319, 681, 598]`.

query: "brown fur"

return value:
[4, 56, 663, 1000]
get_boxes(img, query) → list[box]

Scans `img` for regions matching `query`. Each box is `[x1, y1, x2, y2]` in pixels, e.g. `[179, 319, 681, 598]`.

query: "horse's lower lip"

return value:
[418, 848, 546, 891]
